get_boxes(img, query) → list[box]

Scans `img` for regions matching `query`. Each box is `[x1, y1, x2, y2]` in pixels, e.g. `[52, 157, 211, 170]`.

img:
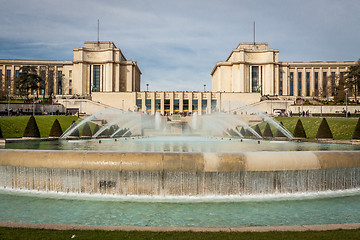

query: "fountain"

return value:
[1, 107, 360, 227]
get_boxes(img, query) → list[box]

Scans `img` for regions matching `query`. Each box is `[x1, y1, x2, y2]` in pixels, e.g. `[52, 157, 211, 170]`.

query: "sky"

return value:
[0, 0, 359, 91]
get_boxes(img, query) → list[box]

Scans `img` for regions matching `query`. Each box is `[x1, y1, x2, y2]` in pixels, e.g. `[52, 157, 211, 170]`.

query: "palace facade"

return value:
[0, 41, 357, 116]
[0, 41, 141, 97]
[211, 42, 356, 98]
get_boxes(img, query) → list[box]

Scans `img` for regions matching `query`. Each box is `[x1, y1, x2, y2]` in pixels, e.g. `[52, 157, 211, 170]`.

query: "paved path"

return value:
[1, 222, 359, 232]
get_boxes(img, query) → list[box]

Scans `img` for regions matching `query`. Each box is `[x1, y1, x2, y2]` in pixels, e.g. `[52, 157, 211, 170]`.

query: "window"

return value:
[290, 72, 294, 96]
[136, 99, 142, 111]
[145, 99, 151, 112]
[164, 99, 170, 114]
[298, 72, 302, 96]
[57, 70, 62, 94]
[69, 89, 72, 95]
[155, 99, 161, 111]
[192, 99, 198, 111]
[69, 70, 72, 78]
[202, 100, 207, 113]
[92, 65, 100, 92]
[173, 99, 179, 112]
[306, 72, 310, 96]
[69, 79, 72, 86]
[211, 100, 217, 112]
[0, 70, 2, 86]
[251, 66, 260, 92]
[15, 70, 19, 78]
[183, 99, 189, 112]
[315, 72, 319, 94]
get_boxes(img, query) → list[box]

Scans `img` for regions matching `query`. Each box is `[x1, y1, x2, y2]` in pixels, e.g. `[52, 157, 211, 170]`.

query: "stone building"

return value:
[0, 41, 141, 98]
[211, 42, 356, 98]
[0, 41, 357, 116]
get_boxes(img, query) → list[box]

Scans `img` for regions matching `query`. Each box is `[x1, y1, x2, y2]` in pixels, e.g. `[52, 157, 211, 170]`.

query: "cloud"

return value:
[0, 0, 359, 91]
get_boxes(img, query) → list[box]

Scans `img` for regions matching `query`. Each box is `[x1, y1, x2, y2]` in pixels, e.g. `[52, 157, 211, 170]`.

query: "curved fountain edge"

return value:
[1, 149, 360, 172]
[0, 221, 359, 232]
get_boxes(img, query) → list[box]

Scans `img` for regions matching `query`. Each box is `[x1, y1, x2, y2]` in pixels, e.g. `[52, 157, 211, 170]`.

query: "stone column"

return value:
[310, 67, 315, 97]
[294, 67, 298, 97]
[283, 66, 288, 96]
[319, 67, 323, 97]
[302, 67, 306, 97]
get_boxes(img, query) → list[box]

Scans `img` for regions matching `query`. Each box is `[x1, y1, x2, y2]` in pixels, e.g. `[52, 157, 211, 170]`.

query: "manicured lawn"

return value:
[1, 227, 360, 240]
[0, 115, 79, 138]
[269, 117, 359, 140]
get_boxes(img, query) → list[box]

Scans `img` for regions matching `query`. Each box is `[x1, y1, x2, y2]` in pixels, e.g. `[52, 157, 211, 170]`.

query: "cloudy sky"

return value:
[0, 0, 359, 91]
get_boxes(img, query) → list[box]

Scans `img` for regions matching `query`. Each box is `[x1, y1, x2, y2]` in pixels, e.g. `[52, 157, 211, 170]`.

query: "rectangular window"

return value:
[279, 90, 283, 96]
[145, 99, 151, 112]
[202, 100, 207, 113]
[69, 89, 72, 95]
[164, 99, 170, 114]
[306, 72, 310, 96]
[192, 99, 198, 111]
[69, 70, 72, 78]
[136, 99, 142, 111]
[6, 70, 11, 87]
[315, 72, 319, 95]
[251, 66, 259, 92]
[290, 72, 294, 96]
[183, 99, 189, 112]
[298, 72, 302, 96]
[48, 70, 54, 96]
[323, 72, 327, 93]
[331, 72, 336, 96]
[0, 70, 2, 86]
[155, 99, 161, 111]
[92, 65, 100, 92]
[173, 99, 179, 112]
[57, 70, 62, 94]
[211, 100, 217, 112]
[15, 70, 19, 78]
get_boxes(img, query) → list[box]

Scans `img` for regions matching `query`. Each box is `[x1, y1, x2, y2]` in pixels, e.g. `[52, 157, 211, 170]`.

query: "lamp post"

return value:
[146, 84, 149, 92]
[7, 85, 10, 116]
[345, 89, 348, 118]
[203, 84, 206, 92]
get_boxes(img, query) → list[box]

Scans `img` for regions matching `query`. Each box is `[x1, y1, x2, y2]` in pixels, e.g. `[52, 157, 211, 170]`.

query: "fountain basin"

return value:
[1, 149, 360, 196]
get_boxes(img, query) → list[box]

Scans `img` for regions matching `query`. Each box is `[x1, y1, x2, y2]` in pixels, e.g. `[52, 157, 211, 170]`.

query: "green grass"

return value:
[0, 227, 360, 240]
[0, 115, 79, 138]
[260, 117, 359, 140]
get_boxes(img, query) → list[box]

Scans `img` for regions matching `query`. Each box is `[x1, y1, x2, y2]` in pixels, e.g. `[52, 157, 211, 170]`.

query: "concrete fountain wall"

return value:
[1, 149, 360, 196]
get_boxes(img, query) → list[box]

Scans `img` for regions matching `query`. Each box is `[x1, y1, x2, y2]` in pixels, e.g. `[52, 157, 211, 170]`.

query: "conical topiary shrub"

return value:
[49, 119, 63, 137]
[69, 121, 80, 137]
[244, 128, 255, 138]
[254, 125, 262, 137]
[316, 118, 333, 139]
[81, 122, 92, 137]
[293, 119, 307, 138]
[263, 123, 273, 138]
[352, 118, 360, 139]
[100, 128, 109, 137]
[23, 116, 41, 138]
[275, 122, 287, 138]
[93, 124, 100, 135]
[108, 125, 115, 136]
[240, 127, 246, 136]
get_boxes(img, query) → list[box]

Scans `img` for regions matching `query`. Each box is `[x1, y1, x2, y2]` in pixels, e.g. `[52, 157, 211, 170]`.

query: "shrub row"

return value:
[238, 118, 360, 140]
[0, 117, 128, 138]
